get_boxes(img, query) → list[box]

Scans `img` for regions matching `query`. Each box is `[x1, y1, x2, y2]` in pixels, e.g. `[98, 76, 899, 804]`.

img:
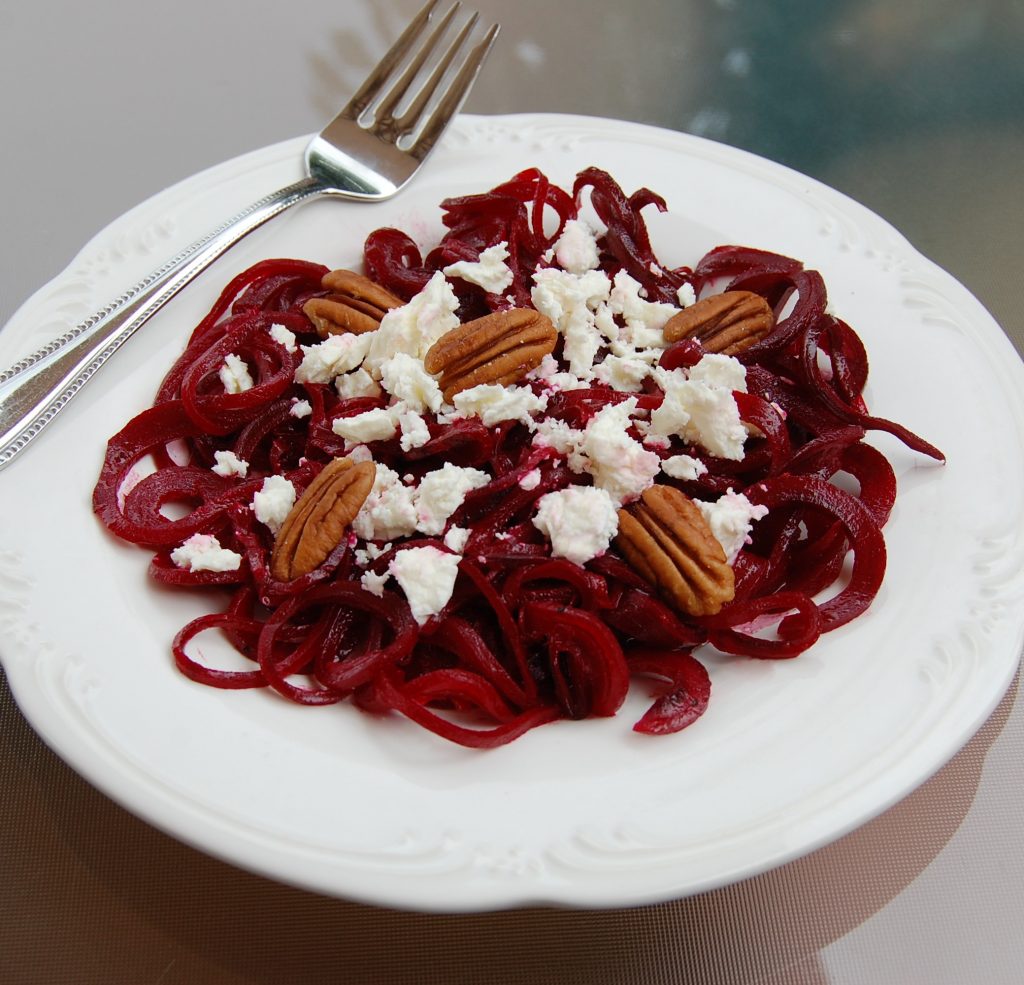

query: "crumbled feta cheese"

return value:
[519, 469, 541, 490]
[696, 488, 769, 563]
[364, 271, 460, 374]
[352, 465, 418, 541]
[415, 463, 491, 535]
[608, 270, 677, 346]
[677, 282, 697, 307]
[579, 398, 661, 504]
[532, 486, 620, 566]
[553, 219, 600, 274]
[360, 569, 391, 597]
[532, 418, 584, 461]
[289, 399, 312, 419]
[442, 241, 514, 293]
[687, 353, 747, 393]
[332, 407, 398, 445]
[661, 454, 708, 481]
[379, 352, 443, 413]
[219, 354, 254, 394]
[366, 541, 391, 560]
[389, 546, 461, 624]
[452, 384, 548, 428]
[397, 406, 431, 452]
[347, 444, 373, 464]
[268, 323, 297, 352]
[531, 268, 611, 377]
[170, 534, 242, 573]
[593, 351, 651, 392]
[211, 450, 249, 478]
[443, 525, 471, 553]
[295, 333, 370, 384]
[650, 369, 748, 460]
[335, 367, 382, 400]
[250, 475, 296, 534]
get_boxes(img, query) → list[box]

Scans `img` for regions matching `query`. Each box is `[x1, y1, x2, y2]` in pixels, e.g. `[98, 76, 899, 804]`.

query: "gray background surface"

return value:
[2, 1, 1022, 982]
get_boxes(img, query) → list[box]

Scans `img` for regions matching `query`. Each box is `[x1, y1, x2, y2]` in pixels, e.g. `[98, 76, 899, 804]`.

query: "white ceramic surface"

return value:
[1, 114, 1021, 912]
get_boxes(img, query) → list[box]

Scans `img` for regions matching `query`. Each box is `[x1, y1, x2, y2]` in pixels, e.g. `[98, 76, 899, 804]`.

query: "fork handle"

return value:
[0, 176, 326, 471]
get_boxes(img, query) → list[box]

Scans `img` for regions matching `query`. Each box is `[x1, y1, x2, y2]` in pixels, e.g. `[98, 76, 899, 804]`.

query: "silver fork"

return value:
[0, 0, 498, 472]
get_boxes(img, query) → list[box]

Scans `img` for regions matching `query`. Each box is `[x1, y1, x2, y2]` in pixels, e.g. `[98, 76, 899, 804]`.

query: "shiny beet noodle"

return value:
[93, 168, 943, 747]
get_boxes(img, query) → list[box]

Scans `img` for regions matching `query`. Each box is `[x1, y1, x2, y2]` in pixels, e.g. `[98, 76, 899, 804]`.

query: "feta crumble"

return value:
[250, 475, 296, 534]
[219, 354, 254, 394]
[415, 463, 490, 536]
[170, 534, 242, 573]
[389, 546, 461, 624]
[553, 219, 600, 274]
[360, 568, 391, 597]
[295, 334, 370, 384]
[661, 454, 708, 481]
[268, 323, 297, 352]
[442, 241, 514, 293]
[532, 486, 620, 566]
[289, 399, 312, 419]
[379, 352, 444, 413]
[452, 384, 548, 428]
[579, 398, 661, 504]
[364, 271, 460, 374]
[696, 488, 769, 564]
[332, 407, 398, 445]
[211, 450, 249, 478]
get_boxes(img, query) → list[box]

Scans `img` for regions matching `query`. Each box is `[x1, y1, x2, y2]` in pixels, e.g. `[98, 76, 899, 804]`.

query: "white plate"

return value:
[1, 114, 1022, 912]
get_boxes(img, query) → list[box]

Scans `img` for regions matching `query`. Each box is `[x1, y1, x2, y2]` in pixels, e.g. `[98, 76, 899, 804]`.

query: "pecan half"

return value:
[663, 291, 774, 355]
[302, 270, 404, 338]
[270, 458, 376, 581]
[615, 485, 734, 617]
[423, 308, 557, 402]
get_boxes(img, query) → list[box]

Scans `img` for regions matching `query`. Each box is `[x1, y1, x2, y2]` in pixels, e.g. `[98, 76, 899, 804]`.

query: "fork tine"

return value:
[408, 22, 500, 158]
[371, 2, 462, 126]
[342, 0, 443, 119]
[386, 12, 480, 137]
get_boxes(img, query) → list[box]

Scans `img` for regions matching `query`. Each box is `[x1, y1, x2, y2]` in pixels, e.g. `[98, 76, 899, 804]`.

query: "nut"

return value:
[302, 270, 404, 337]
[270, 458, 376, 580]
[423, 308, 557, 402]
[663, 290, 774, 355]
[615, 485, 735, 617]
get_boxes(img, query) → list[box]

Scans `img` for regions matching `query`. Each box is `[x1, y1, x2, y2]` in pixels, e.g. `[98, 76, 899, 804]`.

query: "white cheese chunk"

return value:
[219, 354, 254, 394]
[452, 384, 548, 428]
[579, 398, 661, 504]
[389, 546, 461, 625]
[661, 454, 708, 481]
[443, 525, 471, 553]
[397, 407, 431, 452]
[379, 352, 443, 413]
[553, 219, 601, 274]
[170, 534, 242, 573]
[295, 333, 371, 384]
[677, 282, 697, 307]
[360, 569, 391, 597]
[268, 323, 297, 352]
[687, 352, 747, 393]
[696, 488, 769, 564]
[211, 450, 249, 478]
[250, 475, 296, 534]
[650, 368, 748, 460]
[331, 407, 398, 445]
[608, 270, 676, 347]
[442, 241, 514, 293]
[289, 399, 313, 419]
[415, 463, 491, 536]
[531, 267, 611, 378]
[335, 367, 382, 400]
[352, 464, 418, 541]
[364, 271, 460, 375]
[532, 486, 619, 566]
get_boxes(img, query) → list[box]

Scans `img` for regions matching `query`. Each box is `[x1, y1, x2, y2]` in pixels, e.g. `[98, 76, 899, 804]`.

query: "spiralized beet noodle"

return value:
[93, 168, 944, 748]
